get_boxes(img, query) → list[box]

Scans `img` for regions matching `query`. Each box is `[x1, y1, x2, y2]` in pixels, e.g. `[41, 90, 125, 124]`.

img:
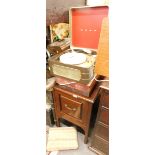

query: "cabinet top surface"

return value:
[100, 77, 109, 90]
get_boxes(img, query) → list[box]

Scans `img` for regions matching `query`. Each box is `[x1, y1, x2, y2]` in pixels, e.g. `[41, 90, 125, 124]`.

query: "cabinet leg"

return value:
[56, 118, 60, 127]
[84, 129, 89, 144]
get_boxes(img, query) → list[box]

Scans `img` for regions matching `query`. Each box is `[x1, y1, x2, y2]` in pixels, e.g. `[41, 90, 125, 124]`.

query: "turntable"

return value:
[48, 6, 109, 84]
[48, 49, 96, 84]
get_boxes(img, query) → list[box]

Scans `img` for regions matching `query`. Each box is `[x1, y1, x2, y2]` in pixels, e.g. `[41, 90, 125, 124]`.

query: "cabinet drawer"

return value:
[60, 96, 82, 119]
[101, 90, 109, 108]
[99, 107, 109, 125]
[96, 123, 109, 141]
[92, 136, 109, 155]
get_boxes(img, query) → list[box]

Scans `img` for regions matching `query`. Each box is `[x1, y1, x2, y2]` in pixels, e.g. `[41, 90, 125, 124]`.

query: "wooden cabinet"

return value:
[89, 88, 109, 155]
[53, 84, 100, 144]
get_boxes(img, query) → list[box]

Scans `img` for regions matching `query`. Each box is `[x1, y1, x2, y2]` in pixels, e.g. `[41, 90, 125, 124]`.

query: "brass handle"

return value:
[102, 105, 109, 110]
[64, 104, 77, 111]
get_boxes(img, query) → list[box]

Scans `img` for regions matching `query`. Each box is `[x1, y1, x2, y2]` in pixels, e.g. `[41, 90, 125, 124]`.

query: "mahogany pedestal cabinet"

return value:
[89, 87, 109, 155]
[53, 84, 100, 144]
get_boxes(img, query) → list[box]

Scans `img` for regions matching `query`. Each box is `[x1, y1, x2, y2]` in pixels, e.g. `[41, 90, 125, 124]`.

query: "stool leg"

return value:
[46, 110, 52, 127]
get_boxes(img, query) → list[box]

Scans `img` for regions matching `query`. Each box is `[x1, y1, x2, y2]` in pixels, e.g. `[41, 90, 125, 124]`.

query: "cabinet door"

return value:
[53, 90, 90, 124]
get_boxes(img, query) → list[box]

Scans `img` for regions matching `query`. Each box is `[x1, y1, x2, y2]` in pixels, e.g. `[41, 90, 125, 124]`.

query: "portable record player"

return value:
[48, 6, 109, 84]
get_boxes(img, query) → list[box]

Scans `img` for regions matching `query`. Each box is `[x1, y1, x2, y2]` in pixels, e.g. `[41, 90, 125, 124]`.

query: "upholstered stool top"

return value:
[47, 127, 78, 151]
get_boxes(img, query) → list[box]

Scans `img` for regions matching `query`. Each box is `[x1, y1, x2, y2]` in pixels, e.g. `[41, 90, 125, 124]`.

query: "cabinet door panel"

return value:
[96, 123, 109, 141]
[92, 137, 109, 155]
[99, 107, 109, 125]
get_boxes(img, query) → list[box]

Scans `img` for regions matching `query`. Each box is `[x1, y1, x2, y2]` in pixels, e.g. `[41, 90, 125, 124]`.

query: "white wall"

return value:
[86, 0, 109, 5]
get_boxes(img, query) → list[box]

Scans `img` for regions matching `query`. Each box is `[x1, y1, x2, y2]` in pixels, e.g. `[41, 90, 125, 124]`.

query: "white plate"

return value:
[60, 52, 86, 65]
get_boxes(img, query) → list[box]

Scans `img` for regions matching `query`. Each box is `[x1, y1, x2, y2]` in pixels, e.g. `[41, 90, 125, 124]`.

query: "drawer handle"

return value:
[64, 104, 77, 111]
[102, 106, 109, 110]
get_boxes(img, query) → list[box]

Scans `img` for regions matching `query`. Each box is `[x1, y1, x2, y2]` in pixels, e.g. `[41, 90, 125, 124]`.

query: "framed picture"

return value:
[49, 23, 69, 43]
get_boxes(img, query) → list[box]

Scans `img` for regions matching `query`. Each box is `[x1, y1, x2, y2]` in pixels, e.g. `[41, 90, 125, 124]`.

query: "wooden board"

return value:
[95, 17, 109, 77]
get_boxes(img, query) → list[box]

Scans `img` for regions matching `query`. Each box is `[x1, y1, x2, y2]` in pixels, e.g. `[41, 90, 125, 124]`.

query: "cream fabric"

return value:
[47, 127, 78, 151]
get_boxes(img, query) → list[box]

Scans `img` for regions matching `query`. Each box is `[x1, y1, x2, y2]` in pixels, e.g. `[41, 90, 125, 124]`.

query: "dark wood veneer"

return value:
[89, 88, 109, 155]
[53, 83, 100, 143]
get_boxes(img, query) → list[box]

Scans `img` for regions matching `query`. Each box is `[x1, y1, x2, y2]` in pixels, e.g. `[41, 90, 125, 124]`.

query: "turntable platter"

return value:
[60, 52, 86, 65]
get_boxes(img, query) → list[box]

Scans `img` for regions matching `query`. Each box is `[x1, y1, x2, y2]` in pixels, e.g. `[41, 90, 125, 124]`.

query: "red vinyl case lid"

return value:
[70, 6, 109, 51]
